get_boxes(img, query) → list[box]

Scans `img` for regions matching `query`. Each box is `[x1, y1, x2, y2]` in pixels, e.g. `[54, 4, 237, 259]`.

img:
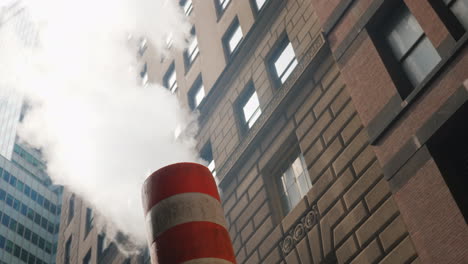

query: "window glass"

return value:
[165, 66, 178, 94]
[219, 0, 231, 10]
[385, 5, 440, 88]
[182, 0, 193, 16]
[243, 91, 261, 128]
[277, 154, 311, 214]
[2, 171, 9, 182]
[227, 22, 243, 54]
[274, 41, 298, 83]
[187, 35, 199, 63]
[255, 0, 268, 10]
[194, 83, 205, 108]
[21, 249, 29, 262]
[445, 0, 468, 29]
[401, 37, 441, 86]
[385, 8, 424, 60]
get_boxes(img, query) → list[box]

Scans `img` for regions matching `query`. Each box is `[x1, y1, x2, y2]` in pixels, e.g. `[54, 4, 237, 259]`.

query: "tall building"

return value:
[58, 0, 468, 263]
[0, 2, 63, 264]
[0, 143, 62, 264]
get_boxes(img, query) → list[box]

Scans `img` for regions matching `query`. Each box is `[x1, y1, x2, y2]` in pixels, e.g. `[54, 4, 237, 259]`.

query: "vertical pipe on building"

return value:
[142, 163, 236, 264]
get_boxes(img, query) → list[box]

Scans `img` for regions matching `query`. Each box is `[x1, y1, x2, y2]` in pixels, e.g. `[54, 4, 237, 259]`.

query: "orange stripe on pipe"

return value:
[153, 221, 236, 264]
[142, 163, 220, 214]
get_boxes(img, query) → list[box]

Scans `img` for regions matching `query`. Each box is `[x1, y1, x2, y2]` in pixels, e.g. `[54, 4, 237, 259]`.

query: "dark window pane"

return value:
[25, 228, 32, 240]
[21, 204, 28, 215]
[13, 199, 20, 210]
[9, 175, 17, 186]
[401, 36, 441, 86]
[385, 6, 424, 60]
[21, 249, 29, 262]
[32, 233, 38, 245]
[14, 245, 21, 257]
[6, 194, 13, 206]
[2, 214, 10, 226]
[3, 171, 10, 182]
[24, 185, 31, 196]
[31, 190, 37, 201]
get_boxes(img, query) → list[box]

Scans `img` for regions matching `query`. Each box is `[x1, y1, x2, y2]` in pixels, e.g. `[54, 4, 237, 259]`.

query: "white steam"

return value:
[0, 0, 198, 248]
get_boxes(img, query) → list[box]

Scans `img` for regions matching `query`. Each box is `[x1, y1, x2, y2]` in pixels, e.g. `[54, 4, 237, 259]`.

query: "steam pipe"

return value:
[142, 162, 236, 264]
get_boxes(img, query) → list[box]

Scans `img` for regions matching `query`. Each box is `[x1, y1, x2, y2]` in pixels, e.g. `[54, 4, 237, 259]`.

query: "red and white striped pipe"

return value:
[142, 163, 236, 264]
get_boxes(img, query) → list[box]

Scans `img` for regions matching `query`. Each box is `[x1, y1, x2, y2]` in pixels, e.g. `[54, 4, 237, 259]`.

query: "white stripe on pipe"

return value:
[146, 192, 227, 241]
[181, 258, 234, 264]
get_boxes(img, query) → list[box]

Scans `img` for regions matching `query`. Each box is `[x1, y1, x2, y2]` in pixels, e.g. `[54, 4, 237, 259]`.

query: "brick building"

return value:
[56, 0, 468, 263]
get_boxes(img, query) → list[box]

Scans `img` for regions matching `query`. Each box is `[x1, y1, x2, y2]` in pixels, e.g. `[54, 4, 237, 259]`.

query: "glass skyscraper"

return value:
[0, 2, 63, 264]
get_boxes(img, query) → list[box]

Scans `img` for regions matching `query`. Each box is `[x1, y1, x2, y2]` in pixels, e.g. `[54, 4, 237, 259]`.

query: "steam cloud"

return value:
[0, 0, 198, 249]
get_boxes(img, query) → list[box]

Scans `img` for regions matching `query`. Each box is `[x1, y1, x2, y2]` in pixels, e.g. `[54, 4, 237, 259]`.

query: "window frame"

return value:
[215, 0, 232, 18]
[429, 0, 467, 40]
[180, 0, 193, 16]
[222, 17, 244, 59]
[64, 236, 72, 264]
[235, 81, 262, 133]
[367, 1, 441, 99]
[267, 34, 298, 87]
[250, 0, 269, 13]
[68, 195, 75, 224]
[265, 142, 312, 220]
[201, 142, 216, 176]
[85, 208, 94, 236]
[188, 75, 205, 110]
[184, 27, 200, 71]
[163, 63, 178, 94]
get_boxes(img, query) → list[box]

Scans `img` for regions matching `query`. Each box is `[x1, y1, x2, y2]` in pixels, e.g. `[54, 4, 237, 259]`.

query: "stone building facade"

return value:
[56, 0, 467, 263]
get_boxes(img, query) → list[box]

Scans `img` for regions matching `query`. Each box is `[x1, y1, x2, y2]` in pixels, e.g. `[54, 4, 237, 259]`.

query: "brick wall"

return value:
[305, 0, 468, 263]
[219, 58, 419, 263]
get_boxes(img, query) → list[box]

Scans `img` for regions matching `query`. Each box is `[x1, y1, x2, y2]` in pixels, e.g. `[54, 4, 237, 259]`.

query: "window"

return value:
[31, 190, 37, 201]
[428, 102, 468, 222]
[165, 33, 173, 49]
[201, 143, 216, 176]
[180, 0, 193, 16]
[21, 248, 29, 262]
[138, 38, 147, 56]
[68, 195, 75, 224]
[85, 208, 94, 235]
[253, 0, 268, 11]
[188, 76, 205, 109]
[83, 250, 92, 264]
[238, 83, 261, 129]
[269, 36, 298, 84]
[277, 153, 311, 215]
[24, 228, 31, 240]
[443, 0, 468, 29]
[384, 5, 440, 88]
[370, 3, 441, 98]
[219, 0, 231, 10]
[65, 237, 72, 264]
[216, 0, 231, 15]
[223, 18, 243, 57]
[185, 28, 199, 67]
[163, 64, 178, 94]
[140, 62, 148, 86]
[98, 233, 107, 258]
